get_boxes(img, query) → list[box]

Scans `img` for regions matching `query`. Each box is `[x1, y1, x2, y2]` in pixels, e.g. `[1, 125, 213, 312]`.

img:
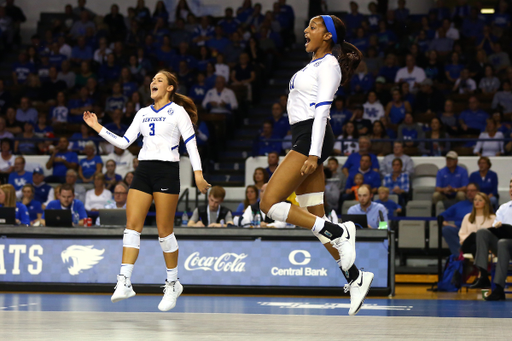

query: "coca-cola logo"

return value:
[184, 252, 247, 272]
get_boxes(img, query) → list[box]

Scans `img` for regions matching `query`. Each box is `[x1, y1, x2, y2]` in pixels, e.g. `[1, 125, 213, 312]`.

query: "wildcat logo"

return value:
[168, 108, 174, 115]
[61, 245, 105, 275]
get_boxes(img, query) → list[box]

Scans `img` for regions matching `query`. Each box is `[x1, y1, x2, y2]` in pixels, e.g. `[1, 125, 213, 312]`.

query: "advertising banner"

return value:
[0, 238, 389, 288]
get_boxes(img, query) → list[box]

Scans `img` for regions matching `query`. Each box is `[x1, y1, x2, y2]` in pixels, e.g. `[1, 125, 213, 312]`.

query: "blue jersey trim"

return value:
[309, 103, 315, 107]
[123, 136, 130, 143]
[171, 145, 179, 150]
[315, 101, 332, 108]
[184, 134, 195, 144]
[310, 53, 333, 64]
[150, 101, 173, 113]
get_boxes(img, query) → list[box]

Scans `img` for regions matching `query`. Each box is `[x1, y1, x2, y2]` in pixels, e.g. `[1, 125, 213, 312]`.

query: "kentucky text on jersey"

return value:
[142, 117, 167, 123]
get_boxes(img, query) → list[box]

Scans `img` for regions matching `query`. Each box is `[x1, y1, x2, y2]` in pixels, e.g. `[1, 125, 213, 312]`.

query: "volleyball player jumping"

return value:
[260, 15, 374, 315]
[83, 71, 210, 311]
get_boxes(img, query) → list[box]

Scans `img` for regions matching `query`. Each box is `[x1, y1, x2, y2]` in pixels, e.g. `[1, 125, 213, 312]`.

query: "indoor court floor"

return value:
[1, 289, 511, 341]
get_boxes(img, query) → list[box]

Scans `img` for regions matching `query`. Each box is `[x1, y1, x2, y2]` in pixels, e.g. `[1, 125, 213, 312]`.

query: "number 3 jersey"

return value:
[287, 53, 341, 157]
[99, 101, 202, 171]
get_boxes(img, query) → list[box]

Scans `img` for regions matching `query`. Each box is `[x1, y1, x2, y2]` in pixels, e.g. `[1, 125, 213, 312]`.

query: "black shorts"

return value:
[291, 119, 335, 164]
[130, 160, 180, 195]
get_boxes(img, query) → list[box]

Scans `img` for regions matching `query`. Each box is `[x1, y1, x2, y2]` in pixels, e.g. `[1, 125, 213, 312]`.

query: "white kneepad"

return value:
[267, 202, 292, 222]
[159, 233, 179, 253]
[296, 192, 324, 208]
[123, 229, 141, 249]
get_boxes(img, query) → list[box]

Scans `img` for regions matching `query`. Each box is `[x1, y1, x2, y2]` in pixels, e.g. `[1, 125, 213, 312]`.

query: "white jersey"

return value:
[287, 53, 341, 157]
[363, 101, 385, 123]
[99, 102, 202, 171]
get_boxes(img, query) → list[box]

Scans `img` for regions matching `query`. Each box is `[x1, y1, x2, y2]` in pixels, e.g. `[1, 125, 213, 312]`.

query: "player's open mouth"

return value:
[151, 86, 158, 93]
[305, 37, 310, 47]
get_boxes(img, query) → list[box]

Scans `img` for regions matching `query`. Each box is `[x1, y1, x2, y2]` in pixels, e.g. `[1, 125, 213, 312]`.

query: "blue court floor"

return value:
[1, 293, 511, 340]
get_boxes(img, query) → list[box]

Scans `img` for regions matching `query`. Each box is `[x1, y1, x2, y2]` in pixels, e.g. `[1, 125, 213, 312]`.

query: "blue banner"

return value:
[0, 238, 389, 288]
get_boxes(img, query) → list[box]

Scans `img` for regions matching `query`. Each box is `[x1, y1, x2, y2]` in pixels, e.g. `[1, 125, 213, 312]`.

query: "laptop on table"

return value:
[44, 209, 73, 228]
[340, 214, 369, 229]
[99, 209, 127, 227]
[0, 207, 16, 225]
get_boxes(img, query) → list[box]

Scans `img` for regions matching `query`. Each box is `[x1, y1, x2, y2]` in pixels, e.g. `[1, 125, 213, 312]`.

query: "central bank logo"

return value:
[61, 245, 105, 275]
[288, 250, 311, 265]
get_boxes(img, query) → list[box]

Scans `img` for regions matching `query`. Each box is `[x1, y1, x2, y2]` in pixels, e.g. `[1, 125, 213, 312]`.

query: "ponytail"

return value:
[173, 92, 198, 125]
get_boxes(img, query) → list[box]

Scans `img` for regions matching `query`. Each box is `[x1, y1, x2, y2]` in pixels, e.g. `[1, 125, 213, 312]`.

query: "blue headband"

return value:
[321, 15, 338, 44]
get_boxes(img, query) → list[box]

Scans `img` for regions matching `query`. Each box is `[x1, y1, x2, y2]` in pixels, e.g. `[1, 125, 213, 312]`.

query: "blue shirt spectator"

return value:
[68, 97, 95, 124]
[459, 98, 489, 132]
[378, 65, 399, 83]
[71, 44, 93, 61]
[48, 139, 79, 178]
[50, 105, 69, 123]
[436, 164, 469, 199]
[348, 201, 388, 229]
[342, 150, 380, 175]
[350, 72, 375, 94]
[43, 198, 87, 222]
[0, 202, 30, 225]
[346, 168, 381, 191]
[98, 61, 121, 83]
[445, 63, 464, 82]
[189, 82, 209, 103]
[440, 199, 473, 228]
[25, 199, 43, 222]
[253, 121, 281, 156]
[469, 169, 498, 197]
[375, 198, 401, 219]
[206, 27, 231, 53]
[492, 12, 511, 29]
[8, 170, 33, 192]
[344, 11, 364, 38]
[32, 168, 53, 204]
[79, 155, 103, 179]
[218, 13, 240, 35]
[49, 53, 67, 69]
[462, 15, 485, 38]
[330, 106, 351, 136]
[16, 97, 38, 124]
[12, 58, 35, 84]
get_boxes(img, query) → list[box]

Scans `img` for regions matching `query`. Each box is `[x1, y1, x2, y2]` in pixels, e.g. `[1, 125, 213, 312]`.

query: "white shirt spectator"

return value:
[473, 131, 504, 156]
[395, 66, 426, 90]
[0, 154, 15, 172]
[363, 101, 385, 123]
[454, 77, 477, 94]
[103, 150, 134, 177]
[202, 88, 239, 114]
[93, 47, 112, 64]
[59, 44, 72, 59]
[333, 137, 359, 155]
[214, 63, 230, 82]
[435, 27, 459, 40]
[85, 188, 112, 211]
[494, 200, 512, 226]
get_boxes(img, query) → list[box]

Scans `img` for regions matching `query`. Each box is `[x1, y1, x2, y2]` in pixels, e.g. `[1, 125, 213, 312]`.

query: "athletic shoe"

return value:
[345, 270, 374, 316]
[330, 222, 356, 271]
[111, 274, 136, 303]
[158, 280, 183, 311]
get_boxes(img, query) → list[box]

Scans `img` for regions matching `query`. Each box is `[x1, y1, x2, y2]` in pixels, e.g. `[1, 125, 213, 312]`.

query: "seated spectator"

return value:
[188, 73, 208, 104]
[348, 185, 388, 229]
[440, 99, 458, 134]
[188, 186, 233, 227]
[79, 141, 103, 183]
[104, 109, 128, 137]
[202, 76, 238, 114]
[57, 60, 76, 89]
[45, 137, 78, 183]
[351, 61, 374, 94]
[377, 20, 397, 51]
[68, 87, 94, 124]
[71, 36, 93, 66]
[192, 15, 215, 47]
[348, 104, 372, 136]
[237, 185, 259, 213]
[240, 183, 287, 228]
[375, 186, 402, 219]
[93, 37, 112, 65]
[479, 65, 500, 95]
[453, 68, 476, 94]
[415, 78, 445, 115]
[269, 103, 290, 139]
[0, 117, 14, 139]
[253, 120, 281, 156]
[383, 158, 409, 204]
[0, 184, 29, 225]
[380, 141, 414, 177]
[363, 91, 385, 123]
[14, 122, 38, 155]
[330, 97, 351, 136]
[438, 182, 478, 255]
[492, 81, 512, 115]
[345, 155, 381, 196]
[16, 97, 38, 125]
[469, 157, 499, 210]
[325, 157, 346, 212]
[42, 183, 87, 226]
[8, 156, 32, 197]
[50, 92, 69, 126]
[65, 169, 86, 204]
[378, 54, 399, 84]
[462, 7, 485, 39]
[265, 151, 279, 178]
[104, 146, 134, 178]
[21, 184, 43, 225]
[0, 138, 14, 183]
[31, 167, 53, 208]
[214, 53, 230, 85]
[386, 89, 412, 126]
[423, 50, 445, 83]
[433, 151, 469, 206]
[105, 83, 128, 114]
[120, 67, 138, 98]
[397, 113, 424, 149]
[352, 27, 369, 53]
[69, 11, 95, 39]
[459, 96, 489, 134]
[342, 136, 379, 176]
[205, 26, 231, 54]
[395, 54, 426, 91]
[428, 27, 453, 56]
[104, 182, 128, 209]
[420, 117, 450, 156]
[253, 167, 269, 191]
[12, 52, 35, 86]
[489, 42, 510, 73]
[333, 121, 359, 155]
[123, 171, 134, 187]
[69, 123, 92, 153]
[473, 119, 504, 157]
[470, 180, 512, 300]
[461, 193, 496, 257]
[369, 122, 390, 156]
[99, 54, 121, 84]
[85, 173, 112, 212]
[104, 159, 123, 192]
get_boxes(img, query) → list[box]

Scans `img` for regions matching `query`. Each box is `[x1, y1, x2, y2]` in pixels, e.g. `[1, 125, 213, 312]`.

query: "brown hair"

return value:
[478, 156, 491, 168]
[243, 185, 259, 209]
[468, 192, 493, 224]
[156, 70, 198, 124]
[320, 15, 363, 86]
[209, 186, 226, 200]
[0, 184, 16, 207]
[253, 167, 269, 184]
[60, 183, 75, 194]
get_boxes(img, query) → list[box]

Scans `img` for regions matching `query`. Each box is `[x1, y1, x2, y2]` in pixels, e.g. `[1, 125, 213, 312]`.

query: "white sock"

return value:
[311, 217, 326, 234]
[167, 267, 178, 282]
[120, 263, 134, 279]
[322, 215, 329, 221]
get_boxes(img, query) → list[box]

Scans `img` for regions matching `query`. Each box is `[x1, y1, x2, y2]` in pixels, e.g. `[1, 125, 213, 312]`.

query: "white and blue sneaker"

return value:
[345, 270, 374, 316]
[158, 280, 183, 311]
[111, 275, 136, 303]
[330, 222, 356, 271]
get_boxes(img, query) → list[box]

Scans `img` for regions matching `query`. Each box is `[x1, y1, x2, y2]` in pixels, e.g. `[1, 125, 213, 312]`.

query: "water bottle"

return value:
[72, 212, 80, 226]
[182, 211, 188, 226]
[254, 212, 261, 228]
